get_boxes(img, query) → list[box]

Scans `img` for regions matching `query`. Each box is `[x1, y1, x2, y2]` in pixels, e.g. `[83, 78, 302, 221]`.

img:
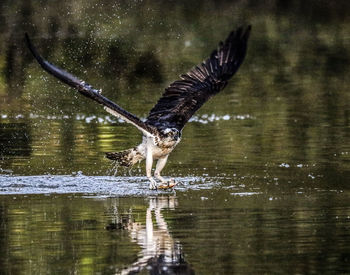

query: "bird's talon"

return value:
[149, 179, 158, 190]
[149, 184, 157, 190]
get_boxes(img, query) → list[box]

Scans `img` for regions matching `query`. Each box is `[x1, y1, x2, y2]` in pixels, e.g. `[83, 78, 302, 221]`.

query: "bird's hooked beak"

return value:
[161, 128, 181, 140]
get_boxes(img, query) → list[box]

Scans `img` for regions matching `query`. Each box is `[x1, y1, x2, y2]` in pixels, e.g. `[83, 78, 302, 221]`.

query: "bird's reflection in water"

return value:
[106, 196, 194, 275]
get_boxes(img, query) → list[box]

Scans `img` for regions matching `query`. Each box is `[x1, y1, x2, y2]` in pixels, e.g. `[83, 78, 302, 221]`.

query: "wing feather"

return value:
[146, 25, 251, 130]
[25, 34, 156, 137]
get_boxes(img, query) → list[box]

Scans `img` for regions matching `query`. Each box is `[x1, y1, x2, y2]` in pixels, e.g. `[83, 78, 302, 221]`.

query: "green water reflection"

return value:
[0, 0, 350, 274]
[1, 192, 349, 274]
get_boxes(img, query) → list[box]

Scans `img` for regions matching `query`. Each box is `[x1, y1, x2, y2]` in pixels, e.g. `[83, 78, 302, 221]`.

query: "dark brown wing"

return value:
[25, 33, 157, 137]
[146, 26, 251, 131]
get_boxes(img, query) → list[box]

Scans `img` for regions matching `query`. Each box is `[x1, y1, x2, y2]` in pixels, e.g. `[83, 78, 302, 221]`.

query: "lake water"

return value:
[0, 1, 349, 274]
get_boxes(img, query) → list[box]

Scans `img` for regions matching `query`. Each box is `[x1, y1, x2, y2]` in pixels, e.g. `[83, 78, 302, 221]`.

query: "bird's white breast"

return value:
[141, 135, 180, 160]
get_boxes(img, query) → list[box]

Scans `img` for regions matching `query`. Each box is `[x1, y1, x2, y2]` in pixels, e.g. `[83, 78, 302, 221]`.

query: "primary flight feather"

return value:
[25, 25, 251, 189]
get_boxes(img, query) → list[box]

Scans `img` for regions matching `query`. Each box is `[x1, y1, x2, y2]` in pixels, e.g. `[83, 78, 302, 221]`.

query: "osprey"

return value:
[25, 26, 251, 189]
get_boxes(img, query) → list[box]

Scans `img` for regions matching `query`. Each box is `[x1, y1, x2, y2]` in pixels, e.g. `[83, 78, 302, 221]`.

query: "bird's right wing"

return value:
[146, 26, 251, 131]
[25, 34, 157, 137]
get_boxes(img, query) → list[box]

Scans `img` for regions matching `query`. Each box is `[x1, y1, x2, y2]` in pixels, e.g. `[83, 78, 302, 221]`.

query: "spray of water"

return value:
[107, 161, 119, 176]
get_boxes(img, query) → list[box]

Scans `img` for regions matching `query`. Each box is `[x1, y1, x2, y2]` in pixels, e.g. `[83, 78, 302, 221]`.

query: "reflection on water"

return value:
[0, 191, 349, 274]
[0, 0, 350, 273]
[0, 0, 349, 178]
[106, 196, 193, 274]
[0, 194, 196, 274]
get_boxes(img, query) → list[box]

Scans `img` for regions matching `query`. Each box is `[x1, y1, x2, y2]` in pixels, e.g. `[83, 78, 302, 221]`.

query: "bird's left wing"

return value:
[146, 26, 251, 131]
[25, 34, 156, 137]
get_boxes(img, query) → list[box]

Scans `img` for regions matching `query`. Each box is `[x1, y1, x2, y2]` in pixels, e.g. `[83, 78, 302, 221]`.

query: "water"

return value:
[1, 0, 350, 274]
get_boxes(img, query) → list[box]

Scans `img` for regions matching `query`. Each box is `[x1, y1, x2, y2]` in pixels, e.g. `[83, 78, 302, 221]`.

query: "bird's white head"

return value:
[161, 128, 181, 141]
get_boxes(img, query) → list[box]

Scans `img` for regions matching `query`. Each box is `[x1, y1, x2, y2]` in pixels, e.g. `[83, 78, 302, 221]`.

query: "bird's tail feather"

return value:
[105, 147, 144, 167]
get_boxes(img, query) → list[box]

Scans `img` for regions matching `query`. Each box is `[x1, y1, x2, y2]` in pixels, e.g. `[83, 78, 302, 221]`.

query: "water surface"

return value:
[0, 0, 350, 274]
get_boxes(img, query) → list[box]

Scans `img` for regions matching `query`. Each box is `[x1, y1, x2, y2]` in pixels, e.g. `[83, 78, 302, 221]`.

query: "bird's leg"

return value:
[146, 142, 157, 190]
[154, 156, 168, 184]
[155, 155, 176, 188]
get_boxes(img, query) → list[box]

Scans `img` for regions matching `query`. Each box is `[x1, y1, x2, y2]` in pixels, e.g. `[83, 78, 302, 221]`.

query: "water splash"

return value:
[1, 112, 255, 125]
[0, 175, 219, 196]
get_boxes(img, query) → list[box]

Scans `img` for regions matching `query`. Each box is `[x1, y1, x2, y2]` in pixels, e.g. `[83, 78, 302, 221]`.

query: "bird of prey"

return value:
[25, 25, 251, 189]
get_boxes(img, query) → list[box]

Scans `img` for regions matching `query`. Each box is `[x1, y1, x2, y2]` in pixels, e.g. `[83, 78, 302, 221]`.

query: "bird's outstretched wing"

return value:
[146, 26, 251, 131]
[25, 34, 156, 137]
